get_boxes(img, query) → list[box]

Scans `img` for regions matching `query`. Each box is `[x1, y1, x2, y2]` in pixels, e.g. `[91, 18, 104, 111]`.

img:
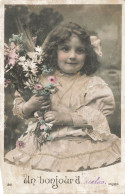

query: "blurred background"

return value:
[4, 4, 121, 154]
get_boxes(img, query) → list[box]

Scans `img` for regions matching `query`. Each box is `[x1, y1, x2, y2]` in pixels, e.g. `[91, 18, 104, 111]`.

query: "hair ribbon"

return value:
[90, 36, 103, 57]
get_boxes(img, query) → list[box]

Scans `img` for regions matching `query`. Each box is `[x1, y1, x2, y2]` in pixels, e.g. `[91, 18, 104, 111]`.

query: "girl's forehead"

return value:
[59, 35, 85, 47]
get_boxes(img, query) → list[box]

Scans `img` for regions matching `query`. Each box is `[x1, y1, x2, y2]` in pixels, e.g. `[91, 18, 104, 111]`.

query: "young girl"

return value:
[5, 22, 121, 171]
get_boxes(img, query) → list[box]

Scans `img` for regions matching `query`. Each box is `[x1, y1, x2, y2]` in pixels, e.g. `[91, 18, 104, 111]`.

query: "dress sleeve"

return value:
[13, 91, 29, 119]
[12, 75, 48, 119]
[70, 77, 115, 141]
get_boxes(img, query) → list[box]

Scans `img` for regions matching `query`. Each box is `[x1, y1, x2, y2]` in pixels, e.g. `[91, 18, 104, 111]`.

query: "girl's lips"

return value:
[66, 62, 78, 64]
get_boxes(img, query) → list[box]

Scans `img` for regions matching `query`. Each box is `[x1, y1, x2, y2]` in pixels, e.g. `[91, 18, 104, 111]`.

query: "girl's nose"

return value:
[69, 50, 76, 59]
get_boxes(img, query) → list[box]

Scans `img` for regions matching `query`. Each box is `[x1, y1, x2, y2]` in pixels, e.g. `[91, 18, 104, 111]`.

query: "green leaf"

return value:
[44, 83, 54, 89]
[40, 120, 45, 125]
[32, 89, 38, 94]
[47, 135, 53, 141]
[11, 84, 15, 88]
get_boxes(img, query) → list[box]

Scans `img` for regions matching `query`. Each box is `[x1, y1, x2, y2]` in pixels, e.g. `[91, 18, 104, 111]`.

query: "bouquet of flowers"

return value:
[4, 33, 57, 150]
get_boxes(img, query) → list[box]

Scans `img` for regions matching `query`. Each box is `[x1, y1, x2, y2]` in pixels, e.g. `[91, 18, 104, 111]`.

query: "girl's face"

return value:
[57, 35, 86, 74]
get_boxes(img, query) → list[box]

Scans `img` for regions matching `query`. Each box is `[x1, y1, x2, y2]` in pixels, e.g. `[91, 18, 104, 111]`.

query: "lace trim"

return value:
[85, 76, 108, 93]
[16, 139, 120, 159]
[85, 83, 108, 94]
[13, 98, 26, 119]
[79, 106, 111, 141]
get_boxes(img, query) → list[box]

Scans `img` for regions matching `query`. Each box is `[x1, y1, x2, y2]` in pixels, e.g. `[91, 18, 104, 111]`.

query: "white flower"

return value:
[30, 62, 38, 75]
[18, 56, 26, 67]
[35, 46, 43, 55]
[24, 81, 32, 89]
[21, 60, 38, 76]
[34, 112, 39, 118]
[24, 76, 40, 89]
[46, 123, 53, 128]
[27, 52, 37, 61]
[27, 50, 43, 64]
[19, 56, 26, 62]
[90, 36, 103, 57]
[30, 76, 39, 83]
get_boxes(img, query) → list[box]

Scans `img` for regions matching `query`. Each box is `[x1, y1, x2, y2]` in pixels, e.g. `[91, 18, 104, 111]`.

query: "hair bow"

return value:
[90, 36, 103, 57]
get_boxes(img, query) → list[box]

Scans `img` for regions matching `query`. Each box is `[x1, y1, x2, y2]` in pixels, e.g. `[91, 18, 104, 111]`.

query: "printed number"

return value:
[108, 183, 119, 186]
[7, 183, 12, 186]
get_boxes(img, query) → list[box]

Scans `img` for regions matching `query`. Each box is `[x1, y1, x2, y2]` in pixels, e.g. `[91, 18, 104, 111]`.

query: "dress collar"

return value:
[54, 70, 84, 79]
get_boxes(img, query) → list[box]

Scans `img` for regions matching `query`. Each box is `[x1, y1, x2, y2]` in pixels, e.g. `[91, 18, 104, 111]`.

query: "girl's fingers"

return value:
[40, 105, 50, 110]
[36, 96, 49, 101]
[45, 117, 54, 122]
[38, 99, 50, 104]
[37, 98, 46, 102]
[33, 96, 50, 103]
[44, 114, 52, 119]
[40, 101, 50, 106]
[32, 100, 50, 105]
[49, 121, 55, 125]
[32, 94, 38, 98]
[44, 111, 53, 118]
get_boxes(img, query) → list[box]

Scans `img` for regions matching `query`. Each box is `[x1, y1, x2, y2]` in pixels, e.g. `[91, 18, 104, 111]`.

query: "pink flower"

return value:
[9, 49, 18, 59]
[6, 79, 11, 84]
[4, 83, 8, 88]
[40, 125, 45, 130]
[10, 42, 20, 51]
[8, 42, 19, 66]
[4, 43, 9, 56]
[34, 84, 43, 90]
[38, 116, 43, 121]
[8, 58, 16, 66]
[48, 76, 56, 84]
[4, 79, 12, 88]
[10, 42, 16, 49]
[16, 141, 25, 148]
[16, 45, 20, 51]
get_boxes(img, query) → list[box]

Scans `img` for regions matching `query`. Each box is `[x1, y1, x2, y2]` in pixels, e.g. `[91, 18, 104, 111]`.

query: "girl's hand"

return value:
[44, 110, 73, 126]
[23, 95, 50, 116]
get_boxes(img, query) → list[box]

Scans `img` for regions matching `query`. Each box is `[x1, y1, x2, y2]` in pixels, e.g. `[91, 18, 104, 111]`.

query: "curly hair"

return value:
[41, 22, 100, 75]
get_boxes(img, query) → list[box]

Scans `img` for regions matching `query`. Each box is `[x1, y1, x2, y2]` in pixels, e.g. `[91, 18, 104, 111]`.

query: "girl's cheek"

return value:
[79, 54, 86, 62]
[58, 52, 67, 61]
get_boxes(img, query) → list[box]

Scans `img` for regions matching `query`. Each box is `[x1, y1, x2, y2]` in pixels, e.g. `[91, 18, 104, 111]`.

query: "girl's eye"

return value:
[61, 46, 70, 52]
[76, 48, 85, 54]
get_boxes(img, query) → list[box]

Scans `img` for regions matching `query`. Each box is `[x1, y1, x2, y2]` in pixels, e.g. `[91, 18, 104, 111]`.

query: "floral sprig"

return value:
[16, 141, 25, 148]
[24, 76, 57, 148]
[9, 33, 23, 44]
[4, 33, 58, 150]
[33, 112, 54, 148]
[4, 33, 53, 96]
[24, 75, 57, 96]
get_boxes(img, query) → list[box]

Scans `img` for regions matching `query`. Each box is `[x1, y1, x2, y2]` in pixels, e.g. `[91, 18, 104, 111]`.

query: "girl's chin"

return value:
[60, 69, 80, 75]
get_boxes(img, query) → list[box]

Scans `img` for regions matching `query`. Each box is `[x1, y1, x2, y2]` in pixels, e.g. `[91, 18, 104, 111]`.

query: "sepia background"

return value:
[4, 4, 121, 153]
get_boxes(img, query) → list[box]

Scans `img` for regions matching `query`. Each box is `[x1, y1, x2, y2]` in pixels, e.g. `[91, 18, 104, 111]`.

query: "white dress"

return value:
[5, 71, 121, 171]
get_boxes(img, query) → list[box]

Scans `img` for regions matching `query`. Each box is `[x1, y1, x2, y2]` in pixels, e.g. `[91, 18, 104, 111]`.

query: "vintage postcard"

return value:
[0, 0, 125, 193]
